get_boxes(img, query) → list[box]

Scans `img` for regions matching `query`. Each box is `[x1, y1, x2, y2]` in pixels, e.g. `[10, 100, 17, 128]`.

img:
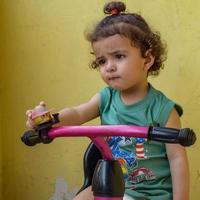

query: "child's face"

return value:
[92, 34, 151, 92]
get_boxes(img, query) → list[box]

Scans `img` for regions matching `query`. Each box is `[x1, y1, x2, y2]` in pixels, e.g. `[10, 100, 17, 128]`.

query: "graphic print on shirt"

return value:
[135, 138, 146, 159]
[128, 167, 156, 185]
[107, 136, 137, 180]
[107, 136, 156, 189]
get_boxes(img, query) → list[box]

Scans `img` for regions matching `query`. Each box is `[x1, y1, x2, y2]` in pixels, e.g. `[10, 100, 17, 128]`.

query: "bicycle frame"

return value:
[21, 117, 196, 200]
[49, 125, 149, 160]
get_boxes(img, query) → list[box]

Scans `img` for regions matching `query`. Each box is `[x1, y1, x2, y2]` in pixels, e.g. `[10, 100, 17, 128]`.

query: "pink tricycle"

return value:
[21, 113, 196, 200]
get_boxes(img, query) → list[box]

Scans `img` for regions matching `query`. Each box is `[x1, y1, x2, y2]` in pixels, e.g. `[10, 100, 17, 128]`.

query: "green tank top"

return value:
[99, 84, 178, 200]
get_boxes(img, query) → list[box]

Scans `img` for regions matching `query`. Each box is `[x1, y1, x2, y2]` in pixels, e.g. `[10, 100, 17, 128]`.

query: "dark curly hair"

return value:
[86, 1, 167, 76]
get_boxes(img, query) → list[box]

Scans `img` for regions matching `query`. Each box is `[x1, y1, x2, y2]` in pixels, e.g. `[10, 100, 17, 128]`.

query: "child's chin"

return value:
[110, 85, 124, 90]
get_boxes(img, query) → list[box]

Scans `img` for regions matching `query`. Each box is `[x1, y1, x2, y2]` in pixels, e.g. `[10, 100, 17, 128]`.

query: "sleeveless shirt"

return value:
[99, 84, 179, 200]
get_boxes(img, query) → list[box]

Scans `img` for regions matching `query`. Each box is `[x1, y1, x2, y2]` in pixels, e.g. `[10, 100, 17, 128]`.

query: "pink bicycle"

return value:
[21, 113, 196, 200]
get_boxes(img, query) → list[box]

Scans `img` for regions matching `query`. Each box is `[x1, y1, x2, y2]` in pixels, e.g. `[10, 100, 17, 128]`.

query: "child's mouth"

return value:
[108, 76, 120, 81]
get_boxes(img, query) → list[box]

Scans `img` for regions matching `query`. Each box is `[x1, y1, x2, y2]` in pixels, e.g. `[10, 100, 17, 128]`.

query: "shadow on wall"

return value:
[49, 177, 78, 200]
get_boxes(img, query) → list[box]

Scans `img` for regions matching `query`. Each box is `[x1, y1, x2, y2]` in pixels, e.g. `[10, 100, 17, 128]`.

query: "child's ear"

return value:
[144, 50, 155, 71]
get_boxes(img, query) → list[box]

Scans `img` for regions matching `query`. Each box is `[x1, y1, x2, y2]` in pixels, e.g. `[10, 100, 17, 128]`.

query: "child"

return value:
[26, 1, 189, 200]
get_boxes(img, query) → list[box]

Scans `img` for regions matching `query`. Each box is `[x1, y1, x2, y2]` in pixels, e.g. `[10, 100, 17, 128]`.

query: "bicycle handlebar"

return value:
[21, 125, 196, 147]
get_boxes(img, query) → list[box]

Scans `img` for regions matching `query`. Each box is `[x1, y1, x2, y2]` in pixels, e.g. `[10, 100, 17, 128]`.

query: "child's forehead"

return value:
[92, 34, 133, 54]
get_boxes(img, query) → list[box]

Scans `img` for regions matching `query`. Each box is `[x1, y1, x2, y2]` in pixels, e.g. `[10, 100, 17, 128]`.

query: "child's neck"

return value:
[120, 82, 149, 105]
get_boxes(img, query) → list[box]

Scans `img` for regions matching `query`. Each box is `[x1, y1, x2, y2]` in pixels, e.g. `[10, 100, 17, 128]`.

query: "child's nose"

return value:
[106, 61, 116, 72]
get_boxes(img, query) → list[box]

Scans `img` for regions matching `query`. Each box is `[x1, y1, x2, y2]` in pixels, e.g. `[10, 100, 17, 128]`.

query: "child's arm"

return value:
[26, 93, 100, 128]
[165, 108, 189, 200]
[58, 93, 100, 125]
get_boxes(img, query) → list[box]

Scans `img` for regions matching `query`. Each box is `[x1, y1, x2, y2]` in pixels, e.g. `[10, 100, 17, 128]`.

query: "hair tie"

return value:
[111, 8, 119, 15]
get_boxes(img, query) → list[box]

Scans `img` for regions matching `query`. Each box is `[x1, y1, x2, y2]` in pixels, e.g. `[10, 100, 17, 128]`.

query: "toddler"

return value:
[26, 1, 189, 200]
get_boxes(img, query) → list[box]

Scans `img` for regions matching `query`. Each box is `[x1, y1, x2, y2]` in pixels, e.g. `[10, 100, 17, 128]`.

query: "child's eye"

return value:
[115, 54, 125, 59]
[97, 58, 106, 66]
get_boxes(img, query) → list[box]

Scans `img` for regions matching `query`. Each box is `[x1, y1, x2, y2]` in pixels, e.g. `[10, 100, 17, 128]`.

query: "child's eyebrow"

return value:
[90, 50, 127, 56]
[109, 50, 128, 55]
[95, 56, 104, 61]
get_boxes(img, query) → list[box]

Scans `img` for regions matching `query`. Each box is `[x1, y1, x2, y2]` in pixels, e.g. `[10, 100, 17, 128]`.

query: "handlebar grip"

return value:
[21, 130, 53, 146]
[148, 127, 196, 146]
[177, 128, 196, 146]
[21, 130, 41, 146]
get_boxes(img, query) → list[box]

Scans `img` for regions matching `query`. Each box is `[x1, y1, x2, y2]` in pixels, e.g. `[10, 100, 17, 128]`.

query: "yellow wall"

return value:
[0, 1, 4, 199]
[0, 0, 199, 199]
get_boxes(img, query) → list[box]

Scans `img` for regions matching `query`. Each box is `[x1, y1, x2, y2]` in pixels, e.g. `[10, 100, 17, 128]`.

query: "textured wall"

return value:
[0, 0, 199, 199]
[0, 1, 4, 199]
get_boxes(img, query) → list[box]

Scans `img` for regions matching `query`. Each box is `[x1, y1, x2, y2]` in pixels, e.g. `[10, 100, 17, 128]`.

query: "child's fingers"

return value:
[26, 109, 32, 116]
[26, 102, 46, 116]
[26, 110, 33, 121]
[26, 110, 34, 128]
[26, 102, 48, 129]
[26, 120, 34, 129]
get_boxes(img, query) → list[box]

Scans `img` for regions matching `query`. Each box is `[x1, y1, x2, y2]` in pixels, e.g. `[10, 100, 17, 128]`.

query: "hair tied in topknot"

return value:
[104, 1, 126, 15]
[111, 8, 119, 15]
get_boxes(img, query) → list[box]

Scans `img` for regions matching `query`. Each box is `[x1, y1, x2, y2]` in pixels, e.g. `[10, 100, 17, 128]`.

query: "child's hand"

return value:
[26, 101, 48, 129]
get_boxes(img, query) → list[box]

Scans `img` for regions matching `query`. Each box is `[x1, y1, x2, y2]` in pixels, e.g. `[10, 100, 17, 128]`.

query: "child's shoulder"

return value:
[150, 84, 182, 115]
[149, 84, 183, 126]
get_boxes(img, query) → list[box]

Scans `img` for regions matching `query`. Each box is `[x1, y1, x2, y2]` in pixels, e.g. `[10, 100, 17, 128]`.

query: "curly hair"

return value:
[86, 1, 167, 76]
